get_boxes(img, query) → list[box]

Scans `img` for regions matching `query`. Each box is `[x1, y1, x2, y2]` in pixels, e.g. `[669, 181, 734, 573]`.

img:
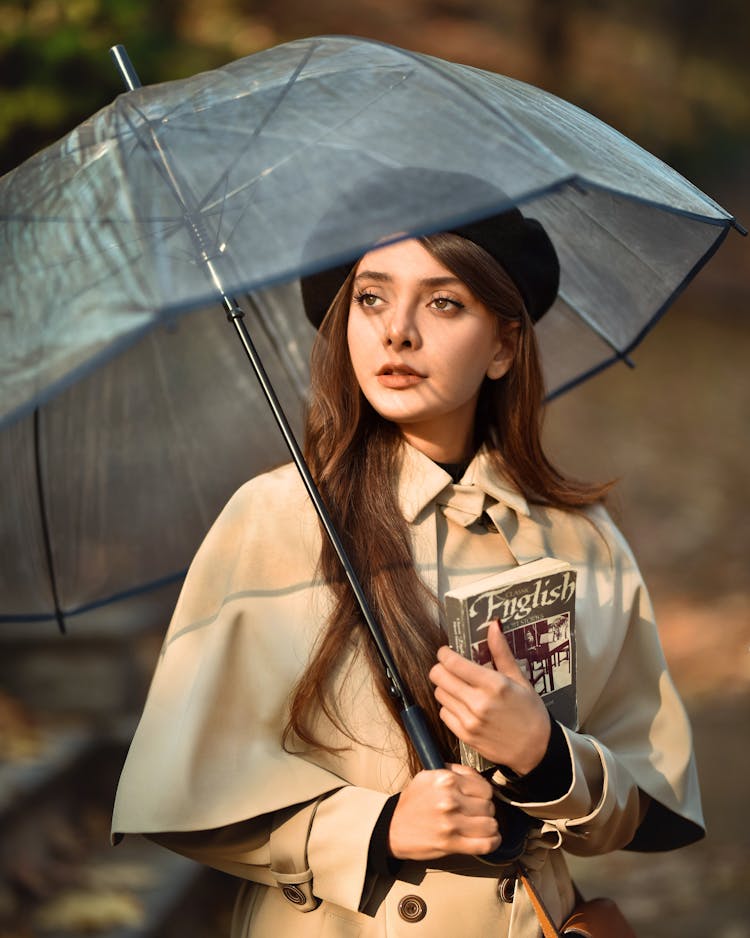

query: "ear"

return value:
[486, 322, 520, 380]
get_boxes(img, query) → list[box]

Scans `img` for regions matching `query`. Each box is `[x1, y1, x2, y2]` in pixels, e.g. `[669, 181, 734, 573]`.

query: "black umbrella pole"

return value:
[109, 41, 444, 773]
[225, 301, 445, 772]
[110, 45, 141, 90]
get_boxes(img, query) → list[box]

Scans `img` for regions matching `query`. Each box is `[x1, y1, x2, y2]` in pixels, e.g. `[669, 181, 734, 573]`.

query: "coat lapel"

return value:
[396, 443, 548, 573]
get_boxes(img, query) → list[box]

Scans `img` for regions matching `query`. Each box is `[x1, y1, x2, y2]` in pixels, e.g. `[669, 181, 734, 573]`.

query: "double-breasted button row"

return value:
[398, 895, 427, 922]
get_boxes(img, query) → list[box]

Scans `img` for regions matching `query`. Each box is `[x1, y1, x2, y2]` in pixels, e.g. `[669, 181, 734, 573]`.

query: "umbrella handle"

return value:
[405, 703, 533, 861]
[401, 704, 445, 770]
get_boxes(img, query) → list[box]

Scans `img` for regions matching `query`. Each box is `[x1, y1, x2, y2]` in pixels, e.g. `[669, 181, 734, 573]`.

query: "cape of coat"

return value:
[112, 444, 704, 938]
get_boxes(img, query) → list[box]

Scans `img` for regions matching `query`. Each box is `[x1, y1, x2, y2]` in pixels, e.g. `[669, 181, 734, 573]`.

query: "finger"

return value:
[434, 687, 482, 739]
[455, 793, 496, 817]
[447, 820, 503, 856]
[435, 681, 503, 744]
[487, 620, 528, 684]
[451, 814, 500, 839]
[456, 835, 504, 856]
[433, 670, 484, 712]
[433, 648, 495, 689]
[437, 703, 485, 752]
[436, 778, 496, 816]
[447, 764, 496, 800]
[446, 762, 481, 776]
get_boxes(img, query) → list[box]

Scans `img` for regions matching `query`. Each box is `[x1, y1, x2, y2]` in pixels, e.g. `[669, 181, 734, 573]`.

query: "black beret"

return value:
[300, 192, 559, 328]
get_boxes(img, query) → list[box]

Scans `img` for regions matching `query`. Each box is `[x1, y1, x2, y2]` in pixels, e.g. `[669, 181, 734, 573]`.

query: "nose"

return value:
[383, 302, 420, 351]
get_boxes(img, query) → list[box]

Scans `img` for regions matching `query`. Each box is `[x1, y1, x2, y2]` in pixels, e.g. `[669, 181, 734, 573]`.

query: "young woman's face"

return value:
[347, 238, 516, 462]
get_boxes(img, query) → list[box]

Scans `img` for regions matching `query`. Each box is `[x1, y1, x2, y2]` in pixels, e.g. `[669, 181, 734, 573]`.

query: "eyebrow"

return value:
[353, 271, 464, 287]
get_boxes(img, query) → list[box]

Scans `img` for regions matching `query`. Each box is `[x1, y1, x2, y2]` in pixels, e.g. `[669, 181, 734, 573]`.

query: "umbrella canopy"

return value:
[0, 34, 741, 631]
[0, 283, 310, 632]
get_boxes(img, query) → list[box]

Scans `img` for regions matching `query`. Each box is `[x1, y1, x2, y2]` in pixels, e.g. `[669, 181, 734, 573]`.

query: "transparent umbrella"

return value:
[0, 34, 742, 642]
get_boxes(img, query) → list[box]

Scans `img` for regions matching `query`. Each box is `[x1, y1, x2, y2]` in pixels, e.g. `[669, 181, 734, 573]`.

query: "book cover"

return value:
[444, 557, 577, 772]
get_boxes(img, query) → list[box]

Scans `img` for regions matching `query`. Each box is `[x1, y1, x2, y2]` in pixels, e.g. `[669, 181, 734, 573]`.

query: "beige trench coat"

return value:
[112, 444, 703, 938]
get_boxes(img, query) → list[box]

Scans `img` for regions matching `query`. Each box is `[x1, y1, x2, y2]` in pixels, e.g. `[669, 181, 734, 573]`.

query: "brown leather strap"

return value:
[519, 868, 636, 938]
[518, 868, 561, 938]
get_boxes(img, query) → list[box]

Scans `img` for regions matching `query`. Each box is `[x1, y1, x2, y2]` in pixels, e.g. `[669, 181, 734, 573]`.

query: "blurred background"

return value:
[0, 2, 747, 936]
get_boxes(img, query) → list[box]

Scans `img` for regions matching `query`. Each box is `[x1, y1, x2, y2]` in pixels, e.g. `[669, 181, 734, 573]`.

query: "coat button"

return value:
[281, 885, 307, 905]
[497, 876, 516, 903]
[398, 895, 427, 922]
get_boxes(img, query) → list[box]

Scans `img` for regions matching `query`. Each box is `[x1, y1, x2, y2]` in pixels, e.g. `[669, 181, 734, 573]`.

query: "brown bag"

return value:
[560, 896, 636, 938]
[518, 868, 637, 938]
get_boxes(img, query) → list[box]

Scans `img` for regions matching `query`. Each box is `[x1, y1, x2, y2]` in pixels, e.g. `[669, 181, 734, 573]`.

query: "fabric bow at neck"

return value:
[436, 485, 491, 527]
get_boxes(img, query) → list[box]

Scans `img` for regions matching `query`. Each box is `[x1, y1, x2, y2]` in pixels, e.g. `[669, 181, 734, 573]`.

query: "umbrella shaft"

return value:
[110, 45, 141, 91]
[228, 302, 445, 770]
[225, 306, 398, 686]
[109, 42, 445, 772]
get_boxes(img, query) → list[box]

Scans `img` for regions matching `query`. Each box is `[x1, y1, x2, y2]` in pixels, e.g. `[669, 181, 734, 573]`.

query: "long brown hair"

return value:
[285, 232, 610, 772]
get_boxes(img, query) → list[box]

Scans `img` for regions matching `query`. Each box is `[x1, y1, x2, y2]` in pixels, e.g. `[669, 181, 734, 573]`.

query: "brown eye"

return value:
[355, 292, 381, 308]
[430, 296, 464, 312]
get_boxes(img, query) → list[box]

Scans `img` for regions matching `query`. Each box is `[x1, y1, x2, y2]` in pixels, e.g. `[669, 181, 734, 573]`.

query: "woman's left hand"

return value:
[429, 620, 551, 776]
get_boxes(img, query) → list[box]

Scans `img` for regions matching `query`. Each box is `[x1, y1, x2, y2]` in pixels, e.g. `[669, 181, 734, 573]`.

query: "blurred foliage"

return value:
[1, 0, 749, 181]
[0, 0, 259, 172]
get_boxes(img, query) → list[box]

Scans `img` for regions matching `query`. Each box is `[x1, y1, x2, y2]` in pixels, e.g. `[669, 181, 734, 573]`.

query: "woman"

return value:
[112, 205, 703, 938]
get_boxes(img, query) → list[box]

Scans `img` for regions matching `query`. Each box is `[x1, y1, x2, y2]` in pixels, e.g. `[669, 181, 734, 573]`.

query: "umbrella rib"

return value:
[199, 70, 416, 210]
[149, 335, 212, 524]
[194, 171, 243, 260]
[128, 40, 315, 136]
[32, 408, 67, 634]
[622, 217, 732, 359]
[103, 41, 318, 256]
[555, 289, 637, 364]
[21, 210, 169, 295]
[548, 218, 733, 399]
[378, 40, 573, 176]
[0, 569, 190, 624]
[251, 40, 318, 138]
[572, 177, 738, 229]
[118, 98, 207, 227]
[184, 39, 320, 254]
[550, 172, 736, 355]
[353, 37, 740, 229]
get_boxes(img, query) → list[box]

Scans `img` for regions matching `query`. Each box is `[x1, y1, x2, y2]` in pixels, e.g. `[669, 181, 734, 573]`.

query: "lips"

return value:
[376, 362, 425, 389]
[376, 363, 425, 378]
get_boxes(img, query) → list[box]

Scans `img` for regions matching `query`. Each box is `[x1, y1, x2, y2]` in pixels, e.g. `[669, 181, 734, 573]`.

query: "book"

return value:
[444, 557, 577, 772]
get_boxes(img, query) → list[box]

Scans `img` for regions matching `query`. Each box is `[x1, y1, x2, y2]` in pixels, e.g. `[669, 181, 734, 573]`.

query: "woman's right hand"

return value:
[387, 764, 501, 861]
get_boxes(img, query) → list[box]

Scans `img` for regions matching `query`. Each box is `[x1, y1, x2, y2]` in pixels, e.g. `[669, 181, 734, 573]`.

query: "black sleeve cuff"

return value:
[497, 718, 572, 803]
[366, 793, 402, 877]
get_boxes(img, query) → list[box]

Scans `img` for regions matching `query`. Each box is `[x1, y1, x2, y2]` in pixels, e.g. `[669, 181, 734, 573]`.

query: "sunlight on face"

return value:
[346, 239, 516, 462]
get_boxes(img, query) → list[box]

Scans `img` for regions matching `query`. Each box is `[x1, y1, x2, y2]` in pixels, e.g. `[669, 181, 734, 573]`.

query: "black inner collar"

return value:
[435, 457, 472, 484]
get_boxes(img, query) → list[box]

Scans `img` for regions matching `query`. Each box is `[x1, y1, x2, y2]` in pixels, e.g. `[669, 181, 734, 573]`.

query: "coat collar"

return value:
[396, 442, 530, 523]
